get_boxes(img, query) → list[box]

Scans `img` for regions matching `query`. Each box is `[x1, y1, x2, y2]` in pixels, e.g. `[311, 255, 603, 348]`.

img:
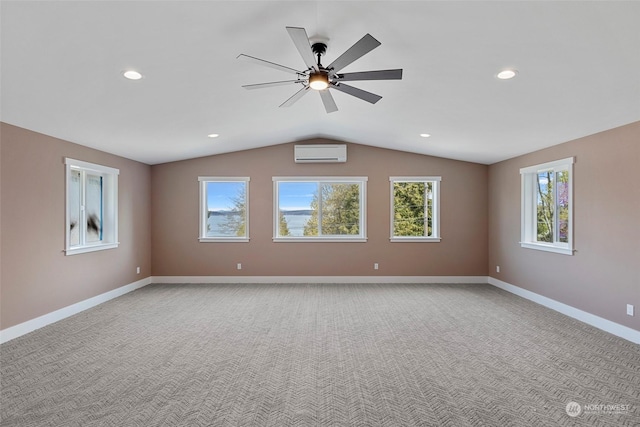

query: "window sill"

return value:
[199, 237, 250, 243]
[65, 242, 119, 256]
[390, 237, 441, 243]
[520, 242, 573, 255]
[273, 237, 367, 243]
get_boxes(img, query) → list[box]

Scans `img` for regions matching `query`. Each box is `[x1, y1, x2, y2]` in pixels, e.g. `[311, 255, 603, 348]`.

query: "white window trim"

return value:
[273, 176, 368, 242]
[198, 177, 250, 243]
[64, 158, 119, 256]
[520, 157, 574, 255]
[389, 176, 441, 242]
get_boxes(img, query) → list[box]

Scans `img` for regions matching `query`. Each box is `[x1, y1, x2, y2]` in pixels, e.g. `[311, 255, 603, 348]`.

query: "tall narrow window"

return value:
[521, 157, 574, 255]
[390, 177, 441, 242]
[273, 177, 367, 241]
[199, 177, 249, 242]
[65, 158, 119, 255]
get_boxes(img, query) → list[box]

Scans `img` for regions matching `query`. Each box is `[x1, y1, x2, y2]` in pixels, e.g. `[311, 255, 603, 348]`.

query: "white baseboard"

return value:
[0, 277, 152, 344]
[150, 275, 489, 284]
[488, 277, 640, 345]
[0, 276, 484, 344]
[5, 275, 636, 346]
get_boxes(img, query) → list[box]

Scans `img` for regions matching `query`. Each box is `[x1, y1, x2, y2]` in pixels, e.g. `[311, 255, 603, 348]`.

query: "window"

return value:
[390, 177, 441, 242]
[65, 158, 119, 255]
[520, 157, 574, 255]
[199, 177, 249, 242]
[273, 177, 367, 241]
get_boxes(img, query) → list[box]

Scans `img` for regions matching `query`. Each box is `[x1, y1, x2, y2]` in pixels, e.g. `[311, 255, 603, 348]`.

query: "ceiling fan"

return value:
[237, 27, 403, 113]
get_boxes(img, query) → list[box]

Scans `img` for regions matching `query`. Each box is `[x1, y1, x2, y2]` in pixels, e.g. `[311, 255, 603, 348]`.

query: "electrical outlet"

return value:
[496, 266, 500, 273]
[374, 263, 379, 270]
[237, 263, 242, 270]
[136, 266, 140, 274]
[627, 304, 634, 316]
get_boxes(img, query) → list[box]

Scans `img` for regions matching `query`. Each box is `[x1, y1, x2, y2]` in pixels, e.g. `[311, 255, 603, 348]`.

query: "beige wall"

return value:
[0, 123, 152, 329]
[7, 119, 636, 334]
[151, 139, 488, 277]
[488, 121, 640, 330]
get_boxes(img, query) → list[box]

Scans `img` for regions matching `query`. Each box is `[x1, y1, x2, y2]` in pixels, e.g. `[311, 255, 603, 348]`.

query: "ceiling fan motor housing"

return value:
[311, 42, 327, 57]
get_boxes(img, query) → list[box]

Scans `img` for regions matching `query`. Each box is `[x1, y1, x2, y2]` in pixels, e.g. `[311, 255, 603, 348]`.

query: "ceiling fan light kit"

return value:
[238, 27, 403, 113]
[309, 72, 329, 90]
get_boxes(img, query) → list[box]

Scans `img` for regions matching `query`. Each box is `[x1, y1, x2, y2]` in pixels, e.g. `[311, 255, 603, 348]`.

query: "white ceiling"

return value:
[2, 1, 639, 165]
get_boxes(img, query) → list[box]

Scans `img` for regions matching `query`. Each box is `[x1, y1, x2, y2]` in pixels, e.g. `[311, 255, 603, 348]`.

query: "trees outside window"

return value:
[520, 158, 573, 255]
[535, 170, 570, 243]
[390, 177, 441, 242]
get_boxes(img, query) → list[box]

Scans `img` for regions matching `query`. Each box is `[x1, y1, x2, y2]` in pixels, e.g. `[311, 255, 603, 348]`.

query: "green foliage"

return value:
[393, 182, 431, 237]
[304, 183, 360, 236]
[279, 210, 290, 236]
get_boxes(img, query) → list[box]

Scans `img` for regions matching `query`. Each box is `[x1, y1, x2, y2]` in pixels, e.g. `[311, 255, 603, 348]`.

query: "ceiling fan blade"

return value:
[286, 27, 319, 71]
[279, 85, 311, 108]
[242, 80, 305, 90]
[326, 34, 381, 73]
[335, 69, 403, 81]
[331, 83, 382, 104]
[237, 54, 303, 75]
[319, 90, 338, 113]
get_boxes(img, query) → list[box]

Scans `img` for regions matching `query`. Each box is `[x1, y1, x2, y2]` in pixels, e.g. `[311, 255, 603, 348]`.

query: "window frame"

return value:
[273, 176, 367, 242]
[198, 176, 250, 243]
[389, 176, 441, 242]
[520, 157, 574, 255]
[64, 158, 119, 256]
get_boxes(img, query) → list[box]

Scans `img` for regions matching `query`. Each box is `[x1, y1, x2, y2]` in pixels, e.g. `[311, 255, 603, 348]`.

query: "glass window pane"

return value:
[320, 183, 360, 236]
[69, 170, 81, 246]
[536, 171, 554, 242]
[393, 182, 428, 237]
[65, 159, 119, 255]
[556, 170, 569, 243]
[425, 182, 433, 237]
[520, 158, 573, 254]
[276, 181, 363, 238]
[205, 181, 247, 237]
[277, 182, 316, 237]
[85, 174, 103, 243]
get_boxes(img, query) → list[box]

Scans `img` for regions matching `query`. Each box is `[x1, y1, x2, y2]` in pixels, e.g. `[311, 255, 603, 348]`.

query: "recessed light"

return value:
[123, 70, 143, 80]
[420, 133, 431, 138]
[207, 133, 220, 138]
[496, 69, 518, 80]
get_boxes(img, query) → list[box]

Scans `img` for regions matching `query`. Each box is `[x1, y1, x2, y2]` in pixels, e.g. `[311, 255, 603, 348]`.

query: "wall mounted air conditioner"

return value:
[294, 144, 347, 163]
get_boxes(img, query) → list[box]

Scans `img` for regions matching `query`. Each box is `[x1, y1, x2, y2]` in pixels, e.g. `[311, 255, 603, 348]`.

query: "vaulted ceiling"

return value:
[2, 1, 639, 165]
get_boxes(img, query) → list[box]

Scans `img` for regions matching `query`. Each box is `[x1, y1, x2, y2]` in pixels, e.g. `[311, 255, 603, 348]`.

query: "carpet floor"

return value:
[1, 283, 639, 426]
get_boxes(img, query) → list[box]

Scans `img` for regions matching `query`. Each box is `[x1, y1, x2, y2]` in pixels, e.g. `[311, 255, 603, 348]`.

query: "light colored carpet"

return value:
[1, 283, 639, 426]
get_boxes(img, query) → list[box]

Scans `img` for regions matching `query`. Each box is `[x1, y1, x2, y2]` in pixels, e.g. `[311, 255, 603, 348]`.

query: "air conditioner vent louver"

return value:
[294, 144, 347, 163]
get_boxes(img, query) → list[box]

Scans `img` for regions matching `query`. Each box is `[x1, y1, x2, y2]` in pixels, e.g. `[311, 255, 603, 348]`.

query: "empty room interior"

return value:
[1, 1, 639, 426]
